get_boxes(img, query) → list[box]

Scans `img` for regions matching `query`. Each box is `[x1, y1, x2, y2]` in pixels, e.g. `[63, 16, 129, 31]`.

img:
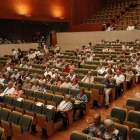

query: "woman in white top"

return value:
[102, 46, 108, 52]
[39, 75, 46, 83]
[127, 45, 133, 50]
[109, 46, 115, 52]
[5, 63, 11, 71]
[96, 63, 105, 76]
[0, 74, 5, 84]
[52, 69, 60, 78]
[99, 55, 106, 62]
[60, 76, 71, 88]
[106, 63, 114, 72]
[107, 56, 114, 63]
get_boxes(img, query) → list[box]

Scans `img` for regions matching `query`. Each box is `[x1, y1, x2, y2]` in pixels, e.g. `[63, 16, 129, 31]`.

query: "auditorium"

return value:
[0, 0, 140, 140]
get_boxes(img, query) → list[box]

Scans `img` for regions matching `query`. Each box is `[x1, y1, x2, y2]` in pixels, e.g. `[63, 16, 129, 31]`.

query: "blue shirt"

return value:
[3, 79, 11, 84]
[86, 124, 97, 139]
[38, 86, 46, 92]
[11, 73, 20, 78]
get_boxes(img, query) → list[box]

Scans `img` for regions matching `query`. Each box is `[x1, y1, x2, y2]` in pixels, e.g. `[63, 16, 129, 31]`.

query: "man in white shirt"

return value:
[86, 45, 91, 51]
[44, 68, 52, 77]
[82, 71, 94, 83]
[11, 69, 20, 78]
[114, 70, 125, 100]
[127, 23, 134, 30]
[106, 25, 113, 31]
[55, 59, 61, 67]
[27, 62, 32, 69]
[68, 70, 76, 80]
[29, 51, 36, 60]
[102, 46, 108, 52]
[12, 49, 18, 58]
[54, 44, 60, 53]
[34, 49, 40, 56]
[86, 53, 93, 61]
[0, 82, 15, 102]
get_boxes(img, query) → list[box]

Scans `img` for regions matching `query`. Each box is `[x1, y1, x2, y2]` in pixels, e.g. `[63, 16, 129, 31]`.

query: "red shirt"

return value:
[63, 68, 71, 73]
[115, 69, 124, 73]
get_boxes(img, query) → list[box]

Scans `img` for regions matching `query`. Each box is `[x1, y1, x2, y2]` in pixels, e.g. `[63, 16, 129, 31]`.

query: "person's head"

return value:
[20, 71, 24, 76]
[17, 60, 21, 65]
[130, 22, 133, 26]
[6, 63, 9, 67]
[2, 68, 7, 72]
[106, 75, 111, 81]
[107, 69, 112, 75]
[104, 46, 107, 49]
[117, 64, 122, 70]
[14, 69, 18, 74]
[34, 80, 39, 86]
[62, 60, 65, 65]
[99, 63, 103, 68]
[54, 56, 57, 60]
[27, 62, 31, 67]
[70, 69, 74, 75]
[8, 82, 13, 88]
[109, 56, 112, 61]
[82, 45, 85, 50]
[18, 48, 21, 52]
[22, 61, 26, 65]
[46, 63, 50, 67]
[34, 73, 38, 79]
[46, 74, 51, 81]
[88, 71, 92, 77]
[104, 119, 115, 132]
[41, 75, 45, 80]
[41, 81, 46, 87]
[11, 77, 16, 82]
[127, 66, 131, 72]
[6, 74, 10, 80]
[87, 45, 90, 49]
[79, 88, 85, 96]
[12, 48, 15, 52]
[55, 75, 60, 82]
[31, 51, 33, 54]
[70, 60, 74, 65]
[72, 78, 78, 85]
[126, 60, 130, 65]
[65, 76, 70, 83]
[131, 49, 135, 53]
[65, 94, 71, 103]
[93, 114, 101, 126]
[25, 72, 30, 77]
[108, 63, 113, 69]
[16, 84, 22, 91]
[116, 70, 121, 76]
[132, 53, 136, 58]
[56, 59, 60, 63]
[25, 77, 30, 83]
[47, 68, 51, 72]
[117, 55, 120, 60]
[65, 64, 69, 68]
[16, 78, 22, 84]
[132, 61, 136, 66]
[87, 53, 90, 57]
[101, 55, 105, 60]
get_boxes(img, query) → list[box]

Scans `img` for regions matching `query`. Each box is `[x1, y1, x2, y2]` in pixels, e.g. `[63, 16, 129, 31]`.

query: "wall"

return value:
[106, 0, 134, 4]
[0, 43, 38, 57]
[0, 19, 67, 46]
[57, 30, 140, 52]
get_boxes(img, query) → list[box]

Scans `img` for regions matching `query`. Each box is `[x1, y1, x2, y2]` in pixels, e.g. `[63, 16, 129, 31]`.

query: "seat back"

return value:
[8, 111, 22, 125]
[130, 128, 140, 140]
[51, 85, 60, 93]
[96, 77, 105, 83]
[32, 102, 44, 114]
[42, 105, 56, 122]
[25, 89, 34, 97]
[70, 131, 88, 140]
[22, 100, 33, 111]
[94, 84, 104, 95]
[19, 115, 32, 134]
[0, 127, 4, 140]
[83, 83, 94, 90]
[60, 87, 69, 95]
[126, 99, 140, 111]
[34, 91, 43, 101]
[69, 89, 79, 97]
[52, 95, 64, 107]
[0, 108, 11, 122]
[13, 98, 24, 109]
[85, 91, 91, 102]
[42, 93, 53, 104]
[4, 96, 14, 106]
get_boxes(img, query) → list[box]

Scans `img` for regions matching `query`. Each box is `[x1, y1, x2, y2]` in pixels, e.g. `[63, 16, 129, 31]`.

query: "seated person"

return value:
[2, 68, 8, 75]
[44, 68, 52, 77]
[76, 62, 81, 68]
[127, 44, 133, 50]
[107, 56, 114, 63]
[82, 114, 104, 139]
[86, 53, 93, 61]
[19, 71, 25, 79]
[11, 69, 20, 78]
[16, 60, 22, 67]
[99, 55, 106, 62]
[70, 78, 80, 89]
[121, 50, 126, 56]
[113, 61, 120, 68]
[63, 64, 71, 73]
[15, 78, 23, 86]
[101, 75, 115, 109]
[60, 60, 65, 67]
[10, 56, 17, 65]
[106, 63, 114, 72]
[130, 53, 137, 61]
[31, 80, 39, 91]
[52, 69, 60, 78]
[31, 73, 39, 81]
[125, 66, 134, 82]
[69, 60, 75, 69]
[60, 76, 71, 88]
[11, 77, 16, 86]
[127, 22, 134, 30]
[132, 61, 140, 83]
[38, 81, 46, 92]
[41, 59, 47, 65]
[104, 69, 114, 78]
[81, 71, 94, 83]
[124, 60, 131, 68]
[97, 119, 123, 140]
[96, 63, 105, 76]
[12, 84, 24, 97]
[45, 63, 50, 70]
[51, 64, 56, 71]
[23, 72, 31, 80]
[27, 62, 32, 69]
[53, 56, 57, 62]
[79, 57, 85, 65]
[5, 63, 11, 71]
[21, 61, 27, 68]
[0, 82, 15, 102]
[68, 69, 76, 80]
[39, 75, 46, 83]
[0, 74, 5, 84]
[46, 74, 54, 84]
[55, 59, 61, 67]
[114, 64, 124, 73]
[116, 55, 121, 62]
[114, 70, 125, 100]
[51, 75, 61, 86]
[86, 45, 91, 51]
[82, 51, 87, 57]
[90, 51, 95, 57]
[54, 94, 72, 125]
[23, 77, 32, 89]
[74, 88, 88, 116]
[102, 46, 108, 52]
[3, 74, 11, 85]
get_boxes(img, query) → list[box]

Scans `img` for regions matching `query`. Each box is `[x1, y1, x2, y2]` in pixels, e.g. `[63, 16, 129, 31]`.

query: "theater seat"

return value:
[130, 128, 140, 140]
[70, 131, 88, 140]
[0, 127, 4, 140]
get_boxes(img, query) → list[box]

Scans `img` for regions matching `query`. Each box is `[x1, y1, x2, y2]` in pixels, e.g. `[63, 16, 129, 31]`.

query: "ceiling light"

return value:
[60, 17, 65, 19]
[25, 15, 31, 17]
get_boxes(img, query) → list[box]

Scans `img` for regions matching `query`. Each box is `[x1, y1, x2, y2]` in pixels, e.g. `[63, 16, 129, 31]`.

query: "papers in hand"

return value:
[36, 102, 43, 106]
[47, 105, 54, 109]
[17, 97, 23, 102]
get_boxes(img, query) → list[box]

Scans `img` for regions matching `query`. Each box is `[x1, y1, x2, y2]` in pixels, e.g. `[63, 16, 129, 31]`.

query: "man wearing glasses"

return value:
[82, 114, 104, 139]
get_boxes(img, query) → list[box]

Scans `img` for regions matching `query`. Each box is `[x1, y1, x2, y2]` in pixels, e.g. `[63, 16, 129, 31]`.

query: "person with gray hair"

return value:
[54, 94, 72, 126]
[23, 77, 32, 89]
[82, 71, 94, 83]
[96, 119, 123, 140]
[86, 53, 93, 61]
[68, 69, 76, 80]
[27, 62, 32, 69]
[11, 69, 20, 78]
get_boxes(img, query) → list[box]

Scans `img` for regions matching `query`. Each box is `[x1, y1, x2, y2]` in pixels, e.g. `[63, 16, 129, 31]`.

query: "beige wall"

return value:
[0, 43, 38, 57]
[57, 30, 140, 52]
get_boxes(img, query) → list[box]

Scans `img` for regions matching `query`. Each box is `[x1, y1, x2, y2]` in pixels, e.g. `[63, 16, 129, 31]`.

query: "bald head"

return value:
[93, 114, 101, 126]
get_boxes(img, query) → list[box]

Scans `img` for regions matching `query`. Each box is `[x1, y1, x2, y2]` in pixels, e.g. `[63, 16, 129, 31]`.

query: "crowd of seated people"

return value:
[0, 38, 25, 44]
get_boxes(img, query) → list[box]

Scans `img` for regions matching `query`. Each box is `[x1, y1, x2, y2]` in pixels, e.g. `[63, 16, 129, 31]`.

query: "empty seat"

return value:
[69, 89, 79, 97]
[0, 96, 14, 108]
[83, 82, 94, 90]
[55, 87, 69, 96]
[28, 91, 43, 102]
[37, 93, 53, 104]
[130, 128, 140, 140]
[70, 131, 88, 140]
[20, 89, 34, 100]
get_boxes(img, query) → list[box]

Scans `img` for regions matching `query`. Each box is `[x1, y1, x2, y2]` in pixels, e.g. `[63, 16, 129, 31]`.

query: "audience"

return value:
[99, 55, 106, 62]
[96, 63, 105, 76]
[3, 74, 11, 84]
[69, 60, 75, 68]
[60, 76, 71, 88]
[31, 80, 39, 91]
[23, 77, 32, 89]
[31, 73, 39, 81]
[127, 23, 134, 30]
[11, 69, 20, 78]
[81, 71, 94, 83]
[125, 66, 134, 82]
[38, 81, 46, 92]
[44, 68, 52, 77]
[52, 75, 61, 86]
[63, 64, 71, 73]
[39, 75, 46, 83]
[46, 74, 54, 84]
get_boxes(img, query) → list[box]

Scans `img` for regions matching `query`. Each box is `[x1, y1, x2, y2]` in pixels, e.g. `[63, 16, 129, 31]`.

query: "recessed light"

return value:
[22, 21, 24, 22]
[47, 24, 49, 25]
[43, 22, 45, 23]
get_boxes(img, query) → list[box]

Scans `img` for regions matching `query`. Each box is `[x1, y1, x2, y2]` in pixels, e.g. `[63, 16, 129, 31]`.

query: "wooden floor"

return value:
[9, 84, 139, 140]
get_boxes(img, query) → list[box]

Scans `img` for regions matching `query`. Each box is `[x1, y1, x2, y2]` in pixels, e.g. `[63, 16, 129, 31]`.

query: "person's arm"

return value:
[76, 85, 80, 89]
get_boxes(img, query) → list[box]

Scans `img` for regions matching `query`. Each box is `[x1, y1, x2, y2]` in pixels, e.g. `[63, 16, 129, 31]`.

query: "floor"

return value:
[7, 84, 140, 140]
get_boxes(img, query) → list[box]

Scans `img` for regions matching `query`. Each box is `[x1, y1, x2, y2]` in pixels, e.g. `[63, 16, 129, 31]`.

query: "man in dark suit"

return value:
[82, 114, 104, 139]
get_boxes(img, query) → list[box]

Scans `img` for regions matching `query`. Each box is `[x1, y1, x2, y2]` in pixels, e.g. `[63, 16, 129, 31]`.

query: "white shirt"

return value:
[86, 57, 93, 61]
[39, 79, 45, 83]
[122, 46, 127, 50]
[107, 60, 114, 63]
[13, 51, 18, 58]
[106, 27, 113, 31]
[102, 49, 108, 52]
[0, 87, 15, 96]
[29, 53, 36, 60]
[81, 76, 94, 83]
[114, 74, 125, 84]
[68, 74, 76, 80]
[105, 68, 114, 72]
[56, 63, 61, 67]
[127, 26, 134, 30]
[97, 67, 105, 74]
[35, 51, 40, 56]
[44, 71, 52, 77]
[136, 92, 140, 99]
[86, 49, 91, 51]
[52, 73, 60, 78]
[6, 67, 11, 71]
[127, 46, 133, 50]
